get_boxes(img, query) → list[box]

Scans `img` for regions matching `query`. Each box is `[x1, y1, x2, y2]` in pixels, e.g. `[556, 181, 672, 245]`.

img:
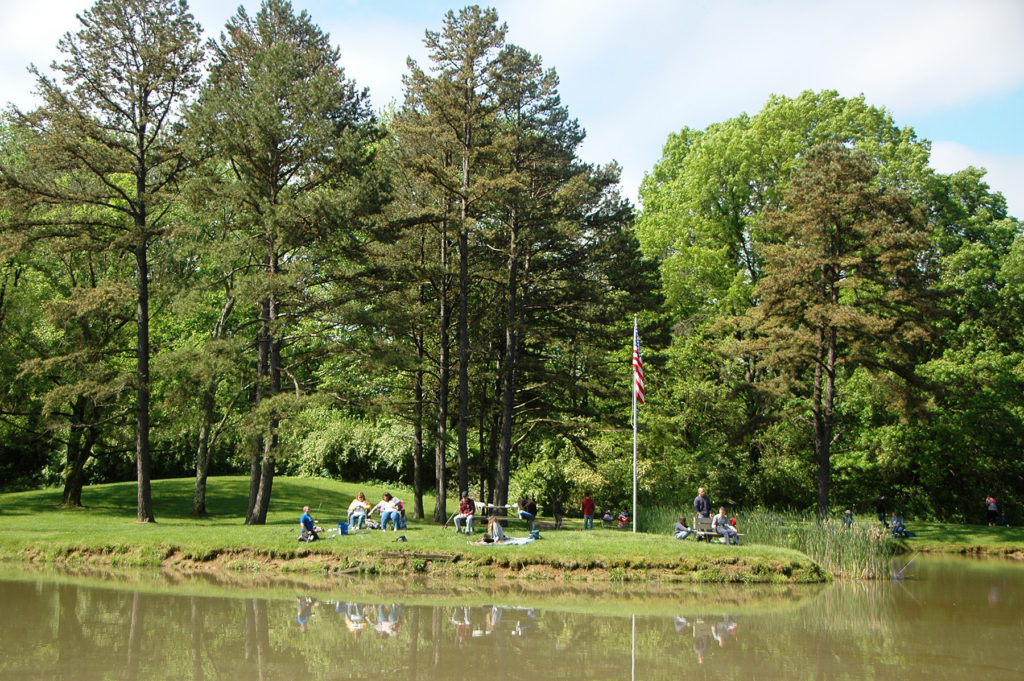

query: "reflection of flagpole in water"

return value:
[631, 614, 636, 681]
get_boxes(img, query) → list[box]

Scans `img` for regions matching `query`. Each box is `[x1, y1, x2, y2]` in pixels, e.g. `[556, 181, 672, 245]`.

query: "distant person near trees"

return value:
[986, 495, 999, 526]
[876, 496, 888, 526]
[552, 497, 564, 529]
[581, 493, 595, 530]
[694, 487, 711, 518]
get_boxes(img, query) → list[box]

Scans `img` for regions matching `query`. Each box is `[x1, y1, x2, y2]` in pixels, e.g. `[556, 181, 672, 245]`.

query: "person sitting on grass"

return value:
[299, 505, 320, 542]
[472, 516, 509, 544]
[347, 492, 371, 530]
[674, 516, 693, 540]
[712, 506, 739, 545]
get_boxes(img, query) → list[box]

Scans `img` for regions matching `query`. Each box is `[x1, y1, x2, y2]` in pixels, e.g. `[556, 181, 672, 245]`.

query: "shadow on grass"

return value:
[0, 476, 376, 526]
[911, 521, 1024, 546]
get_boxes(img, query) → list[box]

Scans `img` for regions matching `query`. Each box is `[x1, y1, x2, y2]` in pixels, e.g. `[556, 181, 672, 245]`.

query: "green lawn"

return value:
[2, 477, 1020, 583]
[897, 520, 1024, 555]
[0, 476, 823, 582]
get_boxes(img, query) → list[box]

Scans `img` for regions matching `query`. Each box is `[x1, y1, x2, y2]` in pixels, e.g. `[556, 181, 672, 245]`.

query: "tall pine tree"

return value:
[0, 0, 204, 522]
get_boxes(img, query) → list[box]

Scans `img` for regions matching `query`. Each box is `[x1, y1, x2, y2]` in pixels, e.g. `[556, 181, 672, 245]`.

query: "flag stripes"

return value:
[633, 319, 645, 404]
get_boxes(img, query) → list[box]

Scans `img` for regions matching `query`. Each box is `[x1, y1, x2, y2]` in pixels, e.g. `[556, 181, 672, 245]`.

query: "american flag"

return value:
[633, 318, 645, 404]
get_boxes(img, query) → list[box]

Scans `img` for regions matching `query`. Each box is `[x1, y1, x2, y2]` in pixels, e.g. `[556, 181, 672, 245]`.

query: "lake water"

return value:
[0, 557, 1021, 680]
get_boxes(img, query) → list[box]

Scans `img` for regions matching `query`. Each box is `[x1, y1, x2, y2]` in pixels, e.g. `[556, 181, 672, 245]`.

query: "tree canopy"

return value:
[1, 2, 1021, 524]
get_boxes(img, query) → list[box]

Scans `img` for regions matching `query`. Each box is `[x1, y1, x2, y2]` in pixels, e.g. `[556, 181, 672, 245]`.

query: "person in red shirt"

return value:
[454, 492, 476, 534]
[581, 492, 596, 530]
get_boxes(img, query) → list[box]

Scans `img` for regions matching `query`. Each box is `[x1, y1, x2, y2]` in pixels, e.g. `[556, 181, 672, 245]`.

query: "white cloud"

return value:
[930, 141, 1024, 219]
[4, 0, 1022, 215]
[475, 0, 1024, 207]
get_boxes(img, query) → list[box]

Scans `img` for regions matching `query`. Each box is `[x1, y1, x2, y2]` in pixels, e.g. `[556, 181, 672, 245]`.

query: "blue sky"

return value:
[3, 0, 1022, 216]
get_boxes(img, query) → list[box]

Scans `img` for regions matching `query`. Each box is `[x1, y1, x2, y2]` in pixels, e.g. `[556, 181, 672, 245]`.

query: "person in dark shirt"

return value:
[876, 495, 889, 526]
[693, 487, 711, 518]
[552, 497, 564, 529]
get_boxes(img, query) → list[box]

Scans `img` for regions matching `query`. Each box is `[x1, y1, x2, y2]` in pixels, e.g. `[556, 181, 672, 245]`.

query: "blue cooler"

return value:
[339, 522, 348, 535]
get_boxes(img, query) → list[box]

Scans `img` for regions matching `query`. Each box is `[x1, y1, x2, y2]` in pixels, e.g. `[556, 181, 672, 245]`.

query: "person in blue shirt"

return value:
[890, 512, 907, 538]
[300, 505, 319, 542]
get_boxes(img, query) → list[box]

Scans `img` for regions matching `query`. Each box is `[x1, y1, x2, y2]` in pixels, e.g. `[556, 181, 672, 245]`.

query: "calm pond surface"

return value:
[0, 557, 1021, 680]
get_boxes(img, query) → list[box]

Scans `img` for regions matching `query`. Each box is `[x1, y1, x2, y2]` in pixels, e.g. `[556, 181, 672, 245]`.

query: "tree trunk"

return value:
[413, 245, 426, 520]
[134, 244, 155, 523]
[813, 322, 837, 518]
[246, 301, 270, 524]
[495, 213, 519, 508]
[457, 223, 470, 497]
[190, 386, 216, 517]
[246, 437, 262, 523]
[192, 294, 233, 517]
[61, 398, 92, 507]
[456, 119, 472, 498]
[251, 293, 281, 525]
[413, 350, 425, 520]
[434, 223, 450, 522]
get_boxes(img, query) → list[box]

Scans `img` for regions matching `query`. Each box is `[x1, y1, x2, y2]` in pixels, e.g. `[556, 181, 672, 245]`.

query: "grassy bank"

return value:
[4, 478, 1020, 585]
[643, 504, 1024, 574]
[0, 477, 825, 584]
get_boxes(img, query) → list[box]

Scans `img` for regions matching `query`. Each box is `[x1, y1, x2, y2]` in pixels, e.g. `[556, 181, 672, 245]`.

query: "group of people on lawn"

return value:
[299, 492, 409, 542]
[674, 487, 741, 545]
[302, 487, 1006, 544]
[303, 487, 743, 543]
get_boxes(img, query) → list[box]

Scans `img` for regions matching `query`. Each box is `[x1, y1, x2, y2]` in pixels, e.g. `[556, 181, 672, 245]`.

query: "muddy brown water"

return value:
[0, 557, 1020, 680]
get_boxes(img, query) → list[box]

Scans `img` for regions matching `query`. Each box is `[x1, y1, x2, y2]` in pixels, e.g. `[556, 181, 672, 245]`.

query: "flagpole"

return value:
[632, 316, 638, 533]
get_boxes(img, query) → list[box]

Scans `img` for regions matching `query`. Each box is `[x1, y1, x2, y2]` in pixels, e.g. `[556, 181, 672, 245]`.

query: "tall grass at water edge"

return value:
[640, 506, 900, 579]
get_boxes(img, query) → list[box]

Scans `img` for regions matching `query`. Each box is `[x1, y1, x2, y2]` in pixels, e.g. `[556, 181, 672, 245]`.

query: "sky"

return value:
[2, 0, 1022, 217]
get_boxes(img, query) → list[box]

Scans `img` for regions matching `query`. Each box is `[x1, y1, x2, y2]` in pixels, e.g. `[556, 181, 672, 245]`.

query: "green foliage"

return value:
[0, 1, 1021, 528]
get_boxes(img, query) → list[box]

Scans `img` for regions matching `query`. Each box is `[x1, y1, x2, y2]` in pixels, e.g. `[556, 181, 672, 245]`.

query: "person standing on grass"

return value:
[552, 496, 564, 529]
[581, 492, 596, 530]
[986, 495, 999, 526]
[876, 495, 889, 526]
[694, 487, 711, 519]
[712, 507, 739, 545]
[300, 505, 319, 542]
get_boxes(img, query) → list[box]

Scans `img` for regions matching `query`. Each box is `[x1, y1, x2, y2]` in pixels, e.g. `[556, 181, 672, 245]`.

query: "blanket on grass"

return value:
[468, 537, 535, 546]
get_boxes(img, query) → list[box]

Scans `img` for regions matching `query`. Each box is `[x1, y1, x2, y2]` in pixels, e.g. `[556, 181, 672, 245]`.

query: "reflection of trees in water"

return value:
[8, 565, 1024, 681]
[124, 591, 144, 681]
[56, 584, 84, 680]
